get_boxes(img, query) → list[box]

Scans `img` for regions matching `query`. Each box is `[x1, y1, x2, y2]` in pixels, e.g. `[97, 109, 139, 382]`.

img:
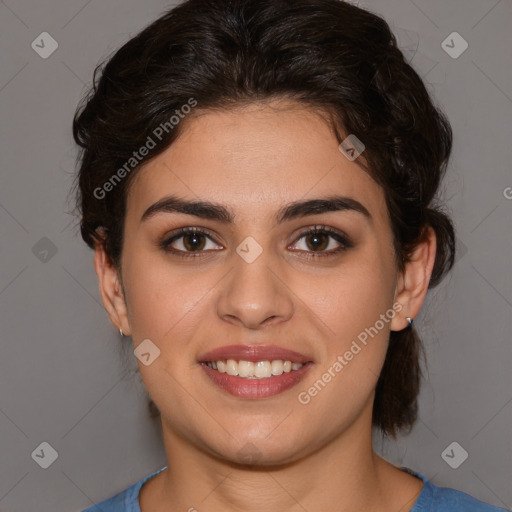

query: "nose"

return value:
[216, 250, 294, 330]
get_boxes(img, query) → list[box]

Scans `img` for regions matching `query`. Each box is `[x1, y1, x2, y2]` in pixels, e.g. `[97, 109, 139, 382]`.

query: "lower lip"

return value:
[200, 362, 313, 399]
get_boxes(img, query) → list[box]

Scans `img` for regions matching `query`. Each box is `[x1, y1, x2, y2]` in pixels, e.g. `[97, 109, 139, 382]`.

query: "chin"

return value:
[206, 433, 309, 468]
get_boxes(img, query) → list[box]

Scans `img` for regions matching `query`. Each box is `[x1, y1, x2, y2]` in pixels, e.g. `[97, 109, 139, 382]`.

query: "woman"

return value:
[72, 0, 507, 510]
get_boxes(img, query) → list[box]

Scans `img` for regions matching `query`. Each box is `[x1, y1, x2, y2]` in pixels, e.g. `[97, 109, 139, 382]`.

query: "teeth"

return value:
[271, 360, 283, 375]
[238, 360, 254, 378]
[254, 360, 271, 378]
[225, 359, 238, 376]
[205, 359, 304, 378]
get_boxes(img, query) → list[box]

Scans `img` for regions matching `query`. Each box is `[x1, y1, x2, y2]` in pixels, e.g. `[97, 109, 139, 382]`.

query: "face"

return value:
[106, 100, 408, 464]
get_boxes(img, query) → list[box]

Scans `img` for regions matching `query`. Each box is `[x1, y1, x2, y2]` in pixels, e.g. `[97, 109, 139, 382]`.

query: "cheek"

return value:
[301, 244, 396, 403]
[312, 277, 392, 378]
[122, 250, 217, 341]
[297, 271, 394, 424]
[312, 248, 396, 336]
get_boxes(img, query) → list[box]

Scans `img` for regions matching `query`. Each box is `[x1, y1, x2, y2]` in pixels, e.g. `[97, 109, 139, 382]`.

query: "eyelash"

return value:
[159, 225, 353, 260]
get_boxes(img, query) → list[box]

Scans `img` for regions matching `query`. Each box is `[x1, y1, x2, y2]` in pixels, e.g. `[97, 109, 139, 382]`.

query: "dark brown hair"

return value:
[71, 0, 456, 438]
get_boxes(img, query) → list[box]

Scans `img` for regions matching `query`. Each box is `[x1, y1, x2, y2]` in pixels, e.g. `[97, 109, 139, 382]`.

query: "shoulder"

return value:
[429, 485, 509, 511]
[81, 483, 137, 512]
[402, 467, 509, 512]
[81, 467, 167, 512]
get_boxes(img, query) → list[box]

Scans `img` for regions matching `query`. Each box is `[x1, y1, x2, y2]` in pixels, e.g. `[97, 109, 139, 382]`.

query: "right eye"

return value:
[159, 227, 224, 257]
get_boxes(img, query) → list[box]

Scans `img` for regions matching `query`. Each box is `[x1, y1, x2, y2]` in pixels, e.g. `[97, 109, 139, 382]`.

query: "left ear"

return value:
[391, 225, 437, 331]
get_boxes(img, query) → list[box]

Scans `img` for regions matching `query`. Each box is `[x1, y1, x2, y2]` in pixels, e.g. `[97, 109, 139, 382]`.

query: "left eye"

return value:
[289, 228, 348, 253]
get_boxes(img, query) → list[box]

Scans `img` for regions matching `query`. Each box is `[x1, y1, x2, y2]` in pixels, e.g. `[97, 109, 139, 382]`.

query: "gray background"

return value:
[0, 0, 511, 510]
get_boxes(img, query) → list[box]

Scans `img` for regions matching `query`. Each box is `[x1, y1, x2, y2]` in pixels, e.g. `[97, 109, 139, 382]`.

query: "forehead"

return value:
[125, 101, 388, 227]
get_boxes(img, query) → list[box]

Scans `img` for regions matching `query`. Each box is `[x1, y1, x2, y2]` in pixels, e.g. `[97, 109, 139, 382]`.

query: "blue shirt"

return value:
[82, 466, 509, 511]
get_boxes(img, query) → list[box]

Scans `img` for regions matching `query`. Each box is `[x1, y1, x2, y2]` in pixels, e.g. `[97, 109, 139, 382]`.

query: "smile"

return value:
[204, 359, 304, 379]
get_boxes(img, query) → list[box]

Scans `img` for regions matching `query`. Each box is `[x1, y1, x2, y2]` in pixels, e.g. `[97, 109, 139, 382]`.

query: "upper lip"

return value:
[198, 344, 312, 364]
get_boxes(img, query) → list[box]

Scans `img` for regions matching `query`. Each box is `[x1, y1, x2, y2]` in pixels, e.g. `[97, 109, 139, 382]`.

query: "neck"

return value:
[143, 405, 422, 512]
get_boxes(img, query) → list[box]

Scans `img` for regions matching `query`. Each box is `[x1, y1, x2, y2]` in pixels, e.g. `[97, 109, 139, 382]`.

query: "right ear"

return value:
[93, 232, 131, 336]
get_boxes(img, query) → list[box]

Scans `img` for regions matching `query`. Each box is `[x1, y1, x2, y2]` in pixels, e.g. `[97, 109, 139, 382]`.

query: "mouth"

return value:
[203, 359, 306, 378]
[198, 345, 314, 399]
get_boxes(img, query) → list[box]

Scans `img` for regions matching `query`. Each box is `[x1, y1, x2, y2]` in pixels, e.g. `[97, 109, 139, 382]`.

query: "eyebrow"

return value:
[140, 194, 372, 225]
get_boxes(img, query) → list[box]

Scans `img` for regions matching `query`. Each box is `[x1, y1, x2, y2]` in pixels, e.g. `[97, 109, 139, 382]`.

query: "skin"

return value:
[94, 99, 436, 512]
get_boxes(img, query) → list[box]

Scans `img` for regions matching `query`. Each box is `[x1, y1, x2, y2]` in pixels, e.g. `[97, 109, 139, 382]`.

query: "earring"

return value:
[119, 328, 125, 337]
[406, 317, 413, 327]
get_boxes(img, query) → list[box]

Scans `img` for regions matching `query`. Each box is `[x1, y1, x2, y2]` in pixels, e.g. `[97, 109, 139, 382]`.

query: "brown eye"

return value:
[182, 232, 207, 251]
[304, 232, 329, 251]
[160, 227, 223, 257]
[289, 225, 353, 259]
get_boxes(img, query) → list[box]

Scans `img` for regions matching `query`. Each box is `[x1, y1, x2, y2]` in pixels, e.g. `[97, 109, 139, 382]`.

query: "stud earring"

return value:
[406, 317, 413, 327]
[119, 328, 125, 337]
